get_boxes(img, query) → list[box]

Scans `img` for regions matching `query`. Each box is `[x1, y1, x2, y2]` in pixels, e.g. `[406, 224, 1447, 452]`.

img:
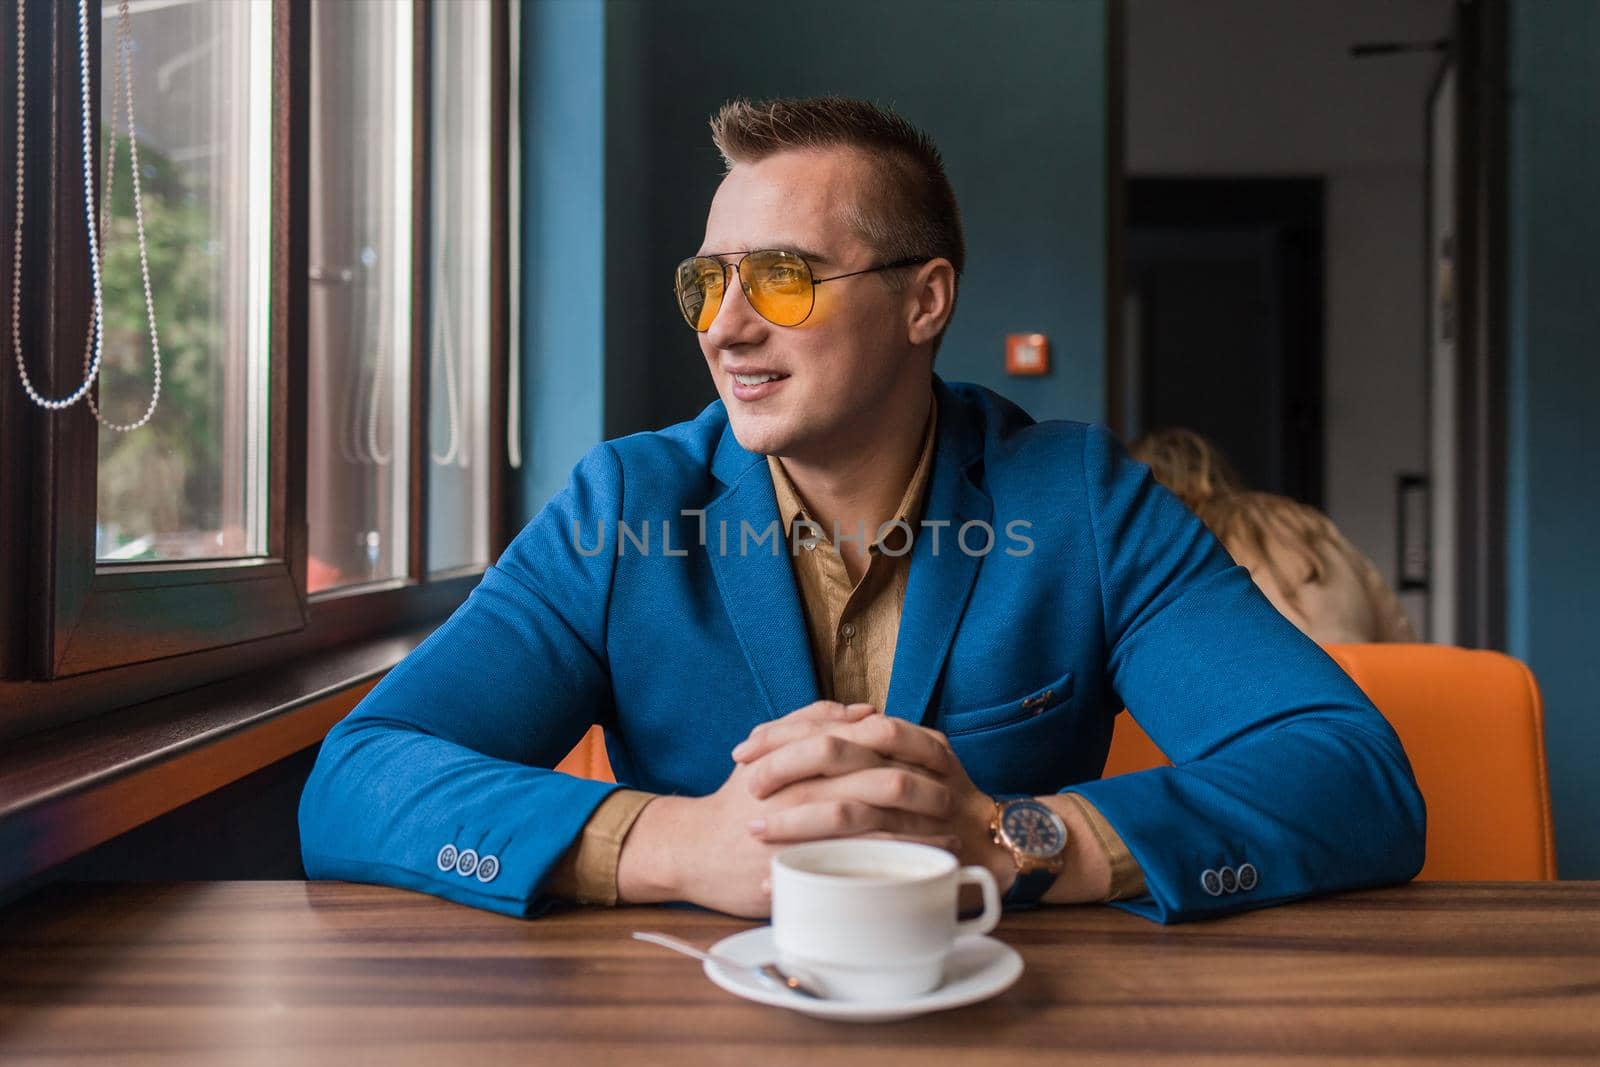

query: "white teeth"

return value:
[734, 373, 784, 386]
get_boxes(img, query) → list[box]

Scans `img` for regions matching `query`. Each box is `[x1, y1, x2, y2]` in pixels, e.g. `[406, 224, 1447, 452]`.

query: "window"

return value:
[94, 0, 274, 563]
[306, 0, 414, 594]
[427, 0, 494, 575]
[0, 0, 515, 733]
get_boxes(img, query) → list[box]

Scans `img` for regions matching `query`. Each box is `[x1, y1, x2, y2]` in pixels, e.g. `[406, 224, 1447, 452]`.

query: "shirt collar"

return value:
[765, 402, 939, 554]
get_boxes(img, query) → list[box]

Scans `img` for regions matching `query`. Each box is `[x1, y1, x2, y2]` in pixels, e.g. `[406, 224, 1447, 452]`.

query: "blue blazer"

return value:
[300, 379, 1425, 922]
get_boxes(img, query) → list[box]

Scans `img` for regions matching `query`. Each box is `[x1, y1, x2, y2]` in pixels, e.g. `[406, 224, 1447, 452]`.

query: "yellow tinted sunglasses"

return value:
[674, 249, 930, 332]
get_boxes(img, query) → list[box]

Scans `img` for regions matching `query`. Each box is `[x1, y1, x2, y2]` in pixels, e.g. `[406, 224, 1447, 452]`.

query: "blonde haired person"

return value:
[1128, 427, 1243, 512]
[1129, 429, 1417, 645]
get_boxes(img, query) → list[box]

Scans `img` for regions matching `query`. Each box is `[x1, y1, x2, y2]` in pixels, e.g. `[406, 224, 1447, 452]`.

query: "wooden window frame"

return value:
[0, 0, 515, 743]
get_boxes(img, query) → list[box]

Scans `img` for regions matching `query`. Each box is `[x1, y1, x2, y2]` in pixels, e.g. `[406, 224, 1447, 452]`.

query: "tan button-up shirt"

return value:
[550, 406, 1144, 904]
[768, 407, 937, 713]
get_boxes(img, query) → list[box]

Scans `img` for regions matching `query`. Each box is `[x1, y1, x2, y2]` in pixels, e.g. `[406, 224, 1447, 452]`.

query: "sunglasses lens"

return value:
[742, 250, 814, 327]
[676, 258, 724, 332]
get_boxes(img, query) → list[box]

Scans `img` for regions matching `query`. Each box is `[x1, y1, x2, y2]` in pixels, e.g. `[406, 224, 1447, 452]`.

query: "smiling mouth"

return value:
[732, 372, 789, 386]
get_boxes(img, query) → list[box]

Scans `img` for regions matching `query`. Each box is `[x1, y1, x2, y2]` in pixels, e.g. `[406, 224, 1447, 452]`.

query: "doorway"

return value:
[1114, 0, 1466, 641]
[1123, 178, 1324, 506]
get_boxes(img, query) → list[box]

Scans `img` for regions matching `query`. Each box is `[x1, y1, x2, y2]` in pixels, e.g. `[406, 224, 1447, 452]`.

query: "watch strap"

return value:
[1003, 866, 1060, 910]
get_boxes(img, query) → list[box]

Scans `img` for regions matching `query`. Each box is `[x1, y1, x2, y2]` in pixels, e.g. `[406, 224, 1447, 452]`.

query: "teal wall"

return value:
[517, 0, 1112, 515]
[516, 0, 608, 513]
[1507, 1, 1600, 878]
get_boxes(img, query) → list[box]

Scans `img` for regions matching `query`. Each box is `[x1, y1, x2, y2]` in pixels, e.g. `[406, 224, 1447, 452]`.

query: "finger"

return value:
[735, 710, 948, 770]
[770, 700, 876, 728]
[771, 766, 953, 819]
[748, 799, 951, 843]
[831, 714, 956, 776]
[746, 733, 889, 798]
[733, 703, 876, 762]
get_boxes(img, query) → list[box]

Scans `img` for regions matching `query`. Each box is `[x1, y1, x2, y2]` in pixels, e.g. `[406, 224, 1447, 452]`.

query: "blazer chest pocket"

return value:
[938, 669, 1075, 737]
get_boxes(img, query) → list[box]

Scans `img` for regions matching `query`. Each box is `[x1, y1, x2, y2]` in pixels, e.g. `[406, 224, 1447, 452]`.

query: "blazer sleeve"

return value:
[298, 443, 627, 917]
[1064, 425, 1426, 922]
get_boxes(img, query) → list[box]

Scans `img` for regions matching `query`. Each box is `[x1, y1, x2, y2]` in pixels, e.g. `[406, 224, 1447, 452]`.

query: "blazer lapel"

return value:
[704, 424, 821, 722]
[884, 381, 992, 726]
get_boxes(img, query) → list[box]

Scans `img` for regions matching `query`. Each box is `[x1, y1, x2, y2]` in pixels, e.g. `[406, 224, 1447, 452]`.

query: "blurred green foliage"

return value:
[95, 132, 229, 558]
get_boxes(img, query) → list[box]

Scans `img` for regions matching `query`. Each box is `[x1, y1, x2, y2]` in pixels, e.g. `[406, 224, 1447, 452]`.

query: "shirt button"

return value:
[475, 855, 500, 883]
[436, 844, 459, 872]
[1200, 868, 1223, 897]
[839, 622, 856, 640]
[455, 848, 480, 877]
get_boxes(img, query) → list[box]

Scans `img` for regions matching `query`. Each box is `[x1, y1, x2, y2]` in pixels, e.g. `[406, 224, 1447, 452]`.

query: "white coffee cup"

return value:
[770, 839, 1002, 1001]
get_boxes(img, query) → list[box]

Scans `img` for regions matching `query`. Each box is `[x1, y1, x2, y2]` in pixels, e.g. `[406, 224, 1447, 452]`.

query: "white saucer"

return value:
[702, 927, 1024, 1023]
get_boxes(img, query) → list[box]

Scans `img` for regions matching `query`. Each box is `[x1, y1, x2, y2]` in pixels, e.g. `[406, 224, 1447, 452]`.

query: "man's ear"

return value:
[905, 258, 957, 347]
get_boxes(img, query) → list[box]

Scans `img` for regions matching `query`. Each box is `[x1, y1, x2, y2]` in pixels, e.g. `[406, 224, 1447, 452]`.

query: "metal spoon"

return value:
[631, 931, 825, 999]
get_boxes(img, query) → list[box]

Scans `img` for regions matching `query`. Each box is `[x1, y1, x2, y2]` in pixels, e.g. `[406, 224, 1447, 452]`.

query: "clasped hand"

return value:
[678, 700, 1009, 916]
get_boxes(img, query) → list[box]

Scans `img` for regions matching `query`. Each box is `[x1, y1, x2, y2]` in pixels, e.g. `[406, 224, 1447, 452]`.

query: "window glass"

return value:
[427, 0, 493, 574]
[94, 0, 273, 562]
[306, 0, 413, 593]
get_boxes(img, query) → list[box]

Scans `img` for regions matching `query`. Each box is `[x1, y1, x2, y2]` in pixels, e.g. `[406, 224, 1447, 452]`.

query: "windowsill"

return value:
[0, 625, 434, 903]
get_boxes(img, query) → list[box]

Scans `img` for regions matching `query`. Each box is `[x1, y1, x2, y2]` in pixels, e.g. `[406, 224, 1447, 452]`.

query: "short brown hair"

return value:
[710, 96, 964, 350]
[1127, 428, 1244, 512]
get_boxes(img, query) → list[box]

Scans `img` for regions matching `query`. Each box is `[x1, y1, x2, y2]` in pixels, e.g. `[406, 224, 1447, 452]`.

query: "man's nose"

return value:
[704, 268, 768, 349]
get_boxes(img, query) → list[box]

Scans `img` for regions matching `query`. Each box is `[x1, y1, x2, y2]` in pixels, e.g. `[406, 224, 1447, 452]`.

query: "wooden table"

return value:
[1, 882, 1596, 1064]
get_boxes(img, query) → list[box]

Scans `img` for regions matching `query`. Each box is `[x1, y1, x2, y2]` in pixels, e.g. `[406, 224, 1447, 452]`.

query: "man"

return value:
[299, 97, 1425, 923]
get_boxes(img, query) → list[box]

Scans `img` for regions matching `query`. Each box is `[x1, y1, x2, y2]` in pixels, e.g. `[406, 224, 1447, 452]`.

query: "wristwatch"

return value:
[989, 797, 1068, 909]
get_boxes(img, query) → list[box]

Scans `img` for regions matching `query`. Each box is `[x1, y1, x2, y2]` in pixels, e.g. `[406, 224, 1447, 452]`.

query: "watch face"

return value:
[1001, 799, 1066, 858]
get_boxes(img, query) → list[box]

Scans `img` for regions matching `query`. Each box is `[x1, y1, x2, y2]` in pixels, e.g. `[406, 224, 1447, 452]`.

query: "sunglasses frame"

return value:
[674, 249, 932, 331]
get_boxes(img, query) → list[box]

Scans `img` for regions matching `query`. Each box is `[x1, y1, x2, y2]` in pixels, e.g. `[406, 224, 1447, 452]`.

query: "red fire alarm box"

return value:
[1005, 333, 1050, 376]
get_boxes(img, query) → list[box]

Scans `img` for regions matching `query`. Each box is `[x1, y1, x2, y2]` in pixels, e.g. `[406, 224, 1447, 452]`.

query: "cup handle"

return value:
[955, 865, 1002, 939]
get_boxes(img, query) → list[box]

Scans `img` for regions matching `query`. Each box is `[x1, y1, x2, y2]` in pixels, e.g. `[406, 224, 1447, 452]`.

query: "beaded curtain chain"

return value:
[9, 0, 161, 430]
